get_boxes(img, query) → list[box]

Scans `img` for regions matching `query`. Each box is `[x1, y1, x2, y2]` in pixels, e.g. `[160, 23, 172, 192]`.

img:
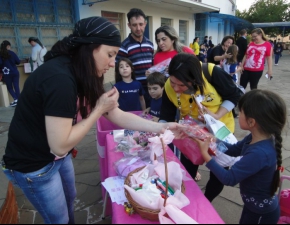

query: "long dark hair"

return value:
[115, 58, 136, 83]
[238, 89, 287, 196]
[0, 40, 11, 60]
[168, 53, 205, 95]
[47, 41, 105, 119]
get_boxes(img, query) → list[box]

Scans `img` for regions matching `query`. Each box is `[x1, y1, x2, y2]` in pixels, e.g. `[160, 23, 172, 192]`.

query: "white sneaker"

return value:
[10, 100, 18, 107]
[275, 64, 278, 66]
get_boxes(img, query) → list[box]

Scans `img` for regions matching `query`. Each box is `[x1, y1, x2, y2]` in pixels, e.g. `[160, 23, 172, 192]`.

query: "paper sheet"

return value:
[102, 176, 127, 205]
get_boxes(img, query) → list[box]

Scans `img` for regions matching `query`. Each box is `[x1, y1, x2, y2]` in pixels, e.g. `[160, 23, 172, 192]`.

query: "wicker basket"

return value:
[124, 138, 186, 221]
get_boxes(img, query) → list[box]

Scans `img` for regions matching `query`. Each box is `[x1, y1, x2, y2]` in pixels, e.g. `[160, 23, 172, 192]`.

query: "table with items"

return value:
[102, 133, 225, 224]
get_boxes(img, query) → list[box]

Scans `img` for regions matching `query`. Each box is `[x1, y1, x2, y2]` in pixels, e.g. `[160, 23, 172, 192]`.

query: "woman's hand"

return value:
[266, 70, 272, 78]
[159, 122, 187, 139]
[145, 70, 151, 77]
[95, 87, 119, 115]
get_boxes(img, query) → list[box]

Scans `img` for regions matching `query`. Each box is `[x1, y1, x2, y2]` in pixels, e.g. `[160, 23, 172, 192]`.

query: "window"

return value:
[161, 18, 172, 26]
[0, 0, 77, 59]
[179, 20, 188, 45]
[102, 11, 124, 41]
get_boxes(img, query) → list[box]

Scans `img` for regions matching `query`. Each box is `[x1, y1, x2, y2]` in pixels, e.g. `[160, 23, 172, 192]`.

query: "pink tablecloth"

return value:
[105, 134, 225, 224]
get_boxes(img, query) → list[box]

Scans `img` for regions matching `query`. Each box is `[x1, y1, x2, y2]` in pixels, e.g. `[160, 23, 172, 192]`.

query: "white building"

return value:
[78, 0, 253, 82]
[78, 0, 249, 48]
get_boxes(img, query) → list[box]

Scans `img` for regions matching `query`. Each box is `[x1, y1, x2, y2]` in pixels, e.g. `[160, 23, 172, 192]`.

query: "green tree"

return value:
[236, 0, 290, 36]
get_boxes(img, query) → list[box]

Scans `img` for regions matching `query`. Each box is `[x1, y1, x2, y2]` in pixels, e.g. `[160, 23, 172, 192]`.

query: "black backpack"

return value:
[201, 63, 245, 99]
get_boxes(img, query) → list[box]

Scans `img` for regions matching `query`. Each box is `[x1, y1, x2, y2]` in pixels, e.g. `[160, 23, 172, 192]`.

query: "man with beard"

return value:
[116, 8, 154, 107]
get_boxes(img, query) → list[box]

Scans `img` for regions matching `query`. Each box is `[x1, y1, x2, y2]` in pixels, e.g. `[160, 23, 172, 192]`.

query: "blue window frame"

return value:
[0, 0, 79, 60]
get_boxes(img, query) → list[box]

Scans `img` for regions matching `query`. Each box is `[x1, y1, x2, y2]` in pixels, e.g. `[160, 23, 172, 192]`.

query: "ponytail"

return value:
[271, 132, 283, 196]
[0, 40, 11, 60]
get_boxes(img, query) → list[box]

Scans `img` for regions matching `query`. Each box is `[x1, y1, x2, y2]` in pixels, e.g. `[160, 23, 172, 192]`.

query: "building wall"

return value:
[77, 0, 196, 83]
[77, 0, 236, 83]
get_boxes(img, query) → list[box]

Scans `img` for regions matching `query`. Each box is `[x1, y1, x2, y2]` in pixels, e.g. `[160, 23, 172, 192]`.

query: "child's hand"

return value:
[142, 108, 150, 115]
[151, 116, 159, 122]
[192, 136, 212, 162]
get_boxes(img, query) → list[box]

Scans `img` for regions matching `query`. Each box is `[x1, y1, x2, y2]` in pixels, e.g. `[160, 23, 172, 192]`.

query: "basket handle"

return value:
[160, 137, 169, 207]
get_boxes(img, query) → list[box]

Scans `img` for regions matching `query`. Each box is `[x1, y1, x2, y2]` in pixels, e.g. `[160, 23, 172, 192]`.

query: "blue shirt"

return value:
[207, 134, 278, 214]
[150, 97, 162, 117]
[114, 80, 144, 112]
[0, 50, 20, 76]
[116, 34, 154, 81]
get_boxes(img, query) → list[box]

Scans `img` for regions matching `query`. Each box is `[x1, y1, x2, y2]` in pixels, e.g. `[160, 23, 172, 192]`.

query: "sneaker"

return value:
[275, 64, 278, 66]
[10, 100, 17, 107]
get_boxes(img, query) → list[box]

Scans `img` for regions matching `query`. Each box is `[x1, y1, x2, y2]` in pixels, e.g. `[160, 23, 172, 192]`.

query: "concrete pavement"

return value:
[0, 54, 290, 224]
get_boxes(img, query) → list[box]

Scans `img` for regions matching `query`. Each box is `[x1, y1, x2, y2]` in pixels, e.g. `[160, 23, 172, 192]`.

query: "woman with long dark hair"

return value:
[1, 17, 182, 224]
[0, 40, 20, 106]
[160, 53, 241, 202]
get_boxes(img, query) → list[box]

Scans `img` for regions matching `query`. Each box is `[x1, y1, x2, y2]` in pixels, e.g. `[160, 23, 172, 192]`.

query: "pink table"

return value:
[105, 134, 225, 224]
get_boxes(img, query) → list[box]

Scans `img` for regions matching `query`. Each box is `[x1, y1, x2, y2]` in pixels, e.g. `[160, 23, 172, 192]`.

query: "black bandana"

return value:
[63, 17, 121, 49]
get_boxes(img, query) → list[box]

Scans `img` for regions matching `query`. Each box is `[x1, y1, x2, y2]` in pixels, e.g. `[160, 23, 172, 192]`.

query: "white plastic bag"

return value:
[203, 114, 238, 144]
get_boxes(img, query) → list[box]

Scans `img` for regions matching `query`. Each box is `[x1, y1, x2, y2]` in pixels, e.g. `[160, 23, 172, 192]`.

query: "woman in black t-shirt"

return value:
[207, 36, 234, 66]
[1, 16, 182, 224]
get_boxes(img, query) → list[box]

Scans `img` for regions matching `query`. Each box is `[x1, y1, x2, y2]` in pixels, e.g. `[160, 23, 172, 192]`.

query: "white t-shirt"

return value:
[222, 59, 238, 83]
[31, 43, 47, 66]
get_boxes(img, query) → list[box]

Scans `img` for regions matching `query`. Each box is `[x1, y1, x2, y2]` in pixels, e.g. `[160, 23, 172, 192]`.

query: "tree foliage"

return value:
[236, 0, 290, 37]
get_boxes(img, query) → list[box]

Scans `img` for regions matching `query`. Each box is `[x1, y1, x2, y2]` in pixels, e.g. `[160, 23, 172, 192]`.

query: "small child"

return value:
[222, 44, 240, 83]
[195, 89, 287, 224]
[114, 58, 146, 112]
[143, 72, 165, 122]
[199, 44, 206, 62]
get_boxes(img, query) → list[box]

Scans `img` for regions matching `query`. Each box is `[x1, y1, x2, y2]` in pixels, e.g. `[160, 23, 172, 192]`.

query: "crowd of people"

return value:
[0, 7, 287, 225]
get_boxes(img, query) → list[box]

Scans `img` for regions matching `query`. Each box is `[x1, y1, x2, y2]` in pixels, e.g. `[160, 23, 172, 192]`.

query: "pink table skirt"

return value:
[105, 134, 225, 224]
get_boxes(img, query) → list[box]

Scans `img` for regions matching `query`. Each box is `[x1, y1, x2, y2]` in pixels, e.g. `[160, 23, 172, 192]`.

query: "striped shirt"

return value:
[116, 34, 154, 81]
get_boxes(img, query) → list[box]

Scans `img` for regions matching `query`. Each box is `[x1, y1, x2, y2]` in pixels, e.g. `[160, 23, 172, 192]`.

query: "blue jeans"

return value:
[239, 205, 280, 224]
[274, 54, 280, 64]
[3, 73, 20, 100]
[2, 156, 76, 224]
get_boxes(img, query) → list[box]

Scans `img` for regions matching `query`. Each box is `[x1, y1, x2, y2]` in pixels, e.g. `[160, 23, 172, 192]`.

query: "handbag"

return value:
[24, 62, 38, 73]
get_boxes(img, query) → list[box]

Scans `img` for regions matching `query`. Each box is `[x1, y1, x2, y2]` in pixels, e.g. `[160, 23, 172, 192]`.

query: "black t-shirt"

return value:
[3, 56, 77, 173]
[207, 45, 225, 65]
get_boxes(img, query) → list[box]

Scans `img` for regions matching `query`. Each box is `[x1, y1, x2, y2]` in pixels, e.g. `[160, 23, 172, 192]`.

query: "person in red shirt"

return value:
[240, 28, 273, 90]
[153, 25, 194, 65]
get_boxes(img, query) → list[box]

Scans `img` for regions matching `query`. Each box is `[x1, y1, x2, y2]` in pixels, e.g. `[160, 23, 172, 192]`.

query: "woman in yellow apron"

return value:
[160, 53, 241, 202]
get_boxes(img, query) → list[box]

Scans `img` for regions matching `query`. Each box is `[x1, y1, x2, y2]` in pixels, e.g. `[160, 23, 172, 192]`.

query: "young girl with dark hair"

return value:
[196, 89, 287, 224]
[0, 40, 20, 106]
[222, 44, 240, 83]
[114, 57, 146, 111]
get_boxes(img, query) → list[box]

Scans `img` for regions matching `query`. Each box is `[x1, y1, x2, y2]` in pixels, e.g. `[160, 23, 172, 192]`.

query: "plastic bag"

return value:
[203, 114, 238, 145]
[173, 118, 211, 165]
[147, 58, 171, 77]
[114, 156, 148, 177]
[173, 117, 229, 165]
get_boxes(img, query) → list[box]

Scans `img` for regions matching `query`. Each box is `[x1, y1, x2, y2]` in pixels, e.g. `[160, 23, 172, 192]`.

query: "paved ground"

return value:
[0, 54, 290, 224]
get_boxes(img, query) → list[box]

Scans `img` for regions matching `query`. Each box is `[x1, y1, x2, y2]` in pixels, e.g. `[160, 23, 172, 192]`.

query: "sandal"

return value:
[195, 171, 202, 181]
